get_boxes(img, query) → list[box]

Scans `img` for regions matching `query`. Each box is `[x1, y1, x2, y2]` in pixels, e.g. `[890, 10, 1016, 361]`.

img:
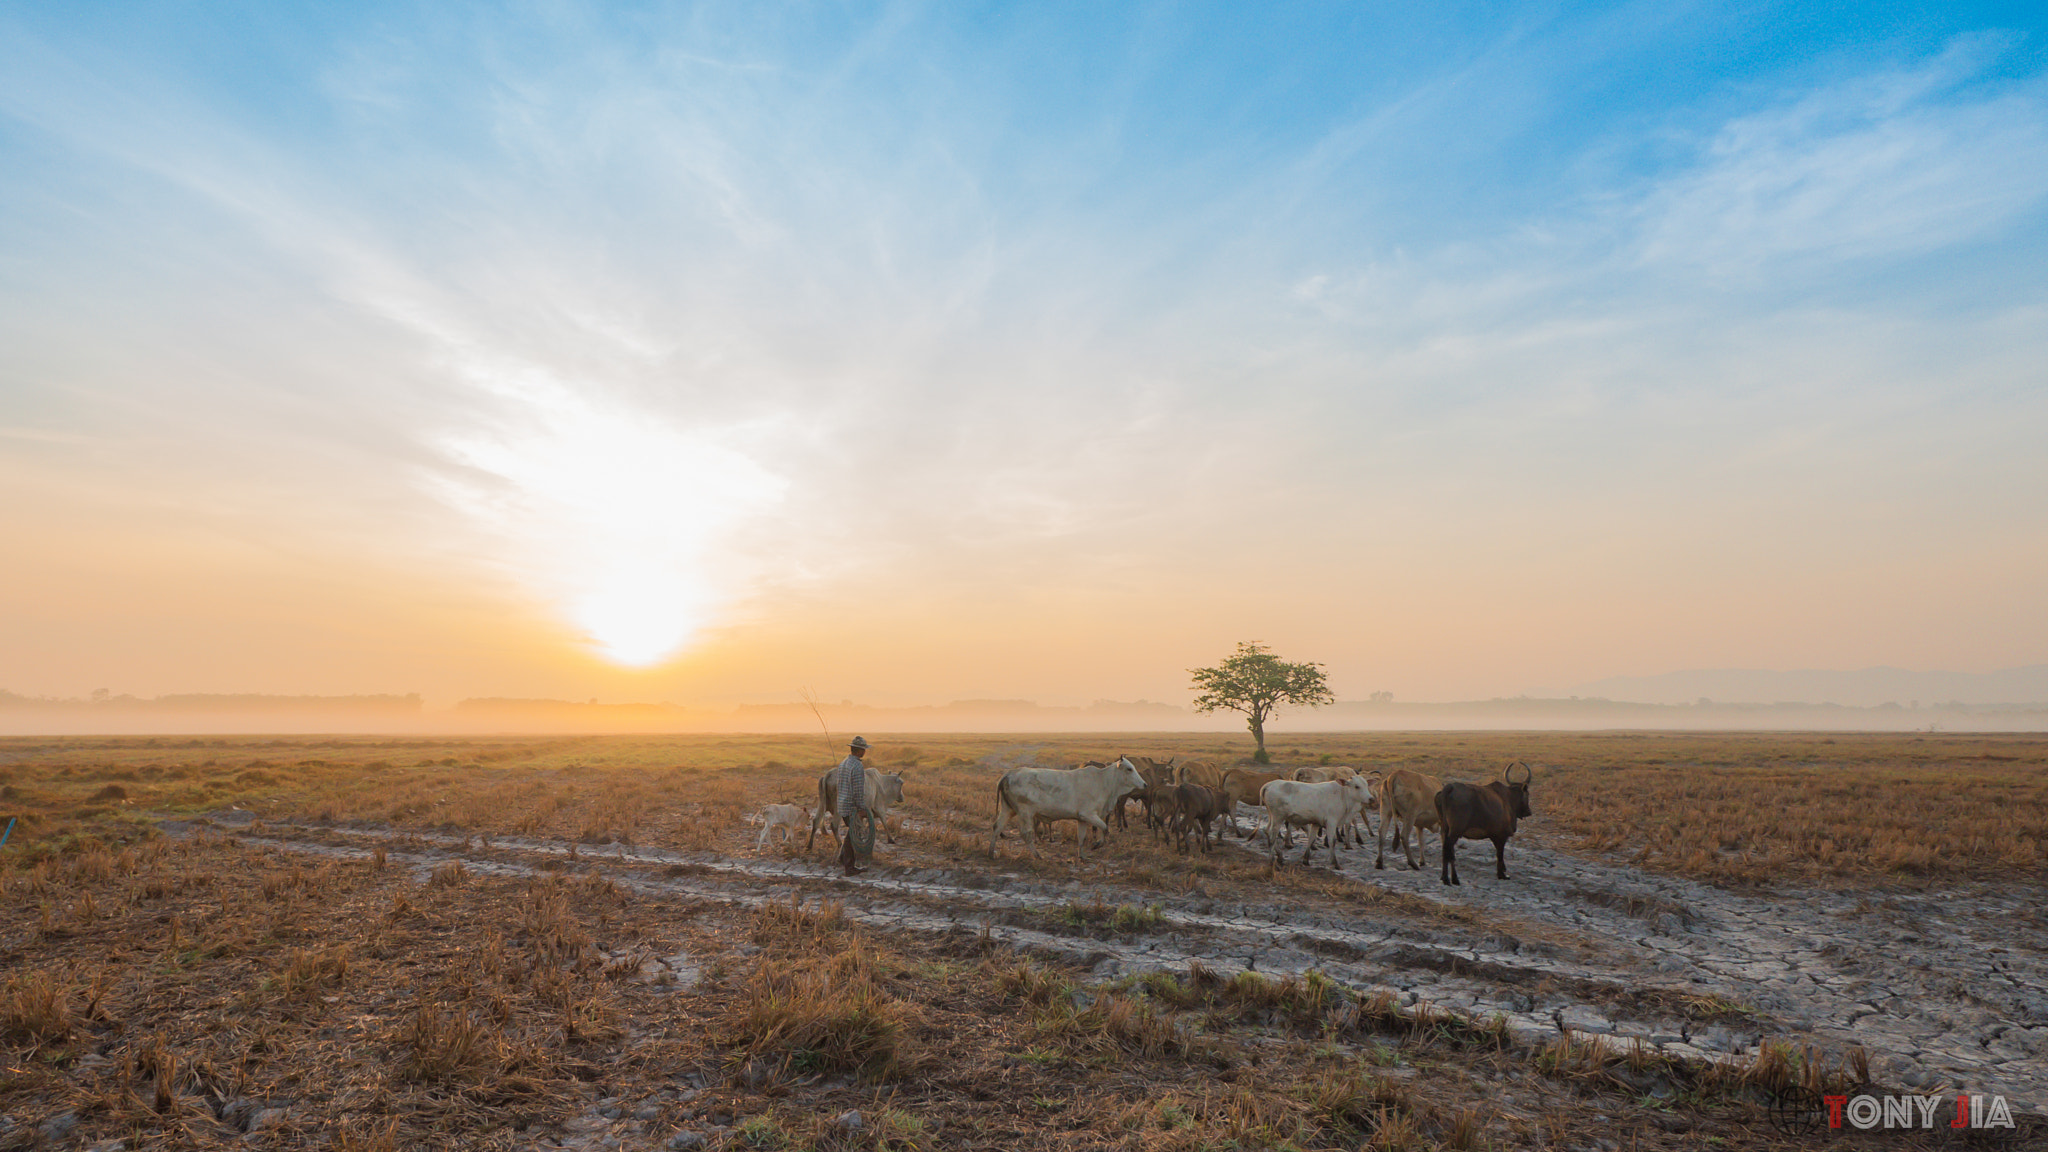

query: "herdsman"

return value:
[835, 736, 872, 876]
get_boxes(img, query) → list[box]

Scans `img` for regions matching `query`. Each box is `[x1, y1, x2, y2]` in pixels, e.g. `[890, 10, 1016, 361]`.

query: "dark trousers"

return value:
[838, 812, 865, 870]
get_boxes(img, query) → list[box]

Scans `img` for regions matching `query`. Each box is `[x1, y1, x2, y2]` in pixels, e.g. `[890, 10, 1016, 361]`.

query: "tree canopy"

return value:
[1188, 642, 1334, 760]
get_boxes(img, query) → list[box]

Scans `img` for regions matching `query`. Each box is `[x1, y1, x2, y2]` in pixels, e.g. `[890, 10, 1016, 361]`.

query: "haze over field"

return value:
[2, 2, 2045, 715]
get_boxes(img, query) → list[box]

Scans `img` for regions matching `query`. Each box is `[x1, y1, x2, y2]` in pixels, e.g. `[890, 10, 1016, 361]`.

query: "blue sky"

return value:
[2, 1, 2045, 705]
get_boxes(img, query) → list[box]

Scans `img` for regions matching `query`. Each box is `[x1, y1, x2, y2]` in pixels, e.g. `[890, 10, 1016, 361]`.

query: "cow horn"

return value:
[1505, 760, 1532, 785]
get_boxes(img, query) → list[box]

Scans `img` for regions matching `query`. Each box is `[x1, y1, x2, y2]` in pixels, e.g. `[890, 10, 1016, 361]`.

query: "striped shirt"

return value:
[834, 755, 867, 818]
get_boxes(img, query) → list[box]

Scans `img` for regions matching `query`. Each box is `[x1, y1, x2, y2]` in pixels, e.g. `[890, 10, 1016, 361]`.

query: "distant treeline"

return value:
[4, 689, 2045, 735]
[0, 691, 422, 713]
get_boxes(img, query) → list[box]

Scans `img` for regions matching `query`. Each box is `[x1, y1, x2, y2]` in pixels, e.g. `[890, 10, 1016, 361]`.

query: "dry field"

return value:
[3, 731, 2046, 1151]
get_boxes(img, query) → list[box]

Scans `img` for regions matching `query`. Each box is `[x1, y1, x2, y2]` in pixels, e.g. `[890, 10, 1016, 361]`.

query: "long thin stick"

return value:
[0, 816, 14, 850]
[798, 686, 838, 759]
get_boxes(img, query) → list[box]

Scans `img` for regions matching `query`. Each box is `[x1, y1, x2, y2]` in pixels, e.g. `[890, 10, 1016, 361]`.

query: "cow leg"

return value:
[1079, 814, 1108, 855]
[1494, 836, 1509, 880]
[990, 802, 1010, 857]
[1441, 837, 1459, 885]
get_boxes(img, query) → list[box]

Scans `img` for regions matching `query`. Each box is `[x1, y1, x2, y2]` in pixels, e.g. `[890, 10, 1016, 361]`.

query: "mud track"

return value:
[168, 812, 2048, 1116]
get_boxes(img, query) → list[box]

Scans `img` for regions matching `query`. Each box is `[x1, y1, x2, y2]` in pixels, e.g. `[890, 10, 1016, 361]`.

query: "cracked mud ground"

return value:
[197, 805, 2048, 1118]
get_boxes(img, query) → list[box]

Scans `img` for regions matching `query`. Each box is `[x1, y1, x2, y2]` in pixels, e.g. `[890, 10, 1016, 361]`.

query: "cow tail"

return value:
[990, 773, 1013, 854]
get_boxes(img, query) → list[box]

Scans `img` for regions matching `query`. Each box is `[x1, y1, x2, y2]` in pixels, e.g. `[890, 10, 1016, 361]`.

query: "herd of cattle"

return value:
[762, 756, 1535, 885]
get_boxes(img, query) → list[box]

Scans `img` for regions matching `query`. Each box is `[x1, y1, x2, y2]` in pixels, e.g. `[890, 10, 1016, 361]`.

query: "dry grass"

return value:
[720, 926, 920, 1082]
[0, 969, 75, 1047]
[0, 837, 1878, 1151]
[0, 731, 2038, 1147]
[6, 731, 2042, 890]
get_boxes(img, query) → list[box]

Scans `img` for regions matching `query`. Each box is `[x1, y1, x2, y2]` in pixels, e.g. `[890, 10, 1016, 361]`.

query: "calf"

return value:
[1435, 762, 1534, 885]
[756, 803, 810, 850]
[1114, 755, 1177, 831]
[1143, 780, 1185, 844]
[1169, 784, 1230, 854]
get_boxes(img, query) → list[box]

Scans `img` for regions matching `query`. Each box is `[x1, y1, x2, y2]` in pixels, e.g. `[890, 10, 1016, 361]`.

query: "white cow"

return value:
[805, 769, 907, 852]
[990, 758, 1146, 858]
[1287, 766, 1375, 847]
[1260, 776, 1376, 868]
[756, 803, 811, 850]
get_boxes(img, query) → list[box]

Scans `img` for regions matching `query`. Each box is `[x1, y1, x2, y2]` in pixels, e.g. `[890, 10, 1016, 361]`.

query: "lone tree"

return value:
[1188, 642, 1334, 762]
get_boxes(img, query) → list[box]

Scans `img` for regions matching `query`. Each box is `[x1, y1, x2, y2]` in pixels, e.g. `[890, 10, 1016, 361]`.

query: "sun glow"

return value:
[432, 373, 787, 667]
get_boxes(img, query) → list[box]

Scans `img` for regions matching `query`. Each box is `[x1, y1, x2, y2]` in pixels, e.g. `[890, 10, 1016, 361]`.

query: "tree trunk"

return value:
[1249, 712, 1266, 755]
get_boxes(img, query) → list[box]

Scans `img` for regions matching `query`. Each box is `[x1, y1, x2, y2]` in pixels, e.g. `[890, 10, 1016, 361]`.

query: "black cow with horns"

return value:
[1433, 761, 1534, 885]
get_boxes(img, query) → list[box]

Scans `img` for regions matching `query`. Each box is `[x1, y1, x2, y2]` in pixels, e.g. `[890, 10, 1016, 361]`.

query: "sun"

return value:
[573, 569, 715, 667]
[433, 373, 787, 668]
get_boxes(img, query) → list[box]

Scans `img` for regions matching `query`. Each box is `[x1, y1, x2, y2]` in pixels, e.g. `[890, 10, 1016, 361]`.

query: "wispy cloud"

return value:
[1636, 36, 2048, 273]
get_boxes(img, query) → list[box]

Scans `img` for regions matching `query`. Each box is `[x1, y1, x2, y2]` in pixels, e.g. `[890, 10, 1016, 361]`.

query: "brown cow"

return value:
[1435, 762, 1534, 885]
[1143, 780, 1184, 844]
[1169, 784, 1230, 854]
[1114, 755, 1177, 831]
[1220, 769, 1286, 838]
[1375, 768, 1444, 870]
[1177, 760, 1226, 790]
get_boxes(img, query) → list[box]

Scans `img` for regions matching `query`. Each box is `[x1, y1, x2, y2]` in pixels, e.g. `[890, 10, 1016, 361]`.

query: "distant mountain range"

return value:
[1569, 666, 2048, 707]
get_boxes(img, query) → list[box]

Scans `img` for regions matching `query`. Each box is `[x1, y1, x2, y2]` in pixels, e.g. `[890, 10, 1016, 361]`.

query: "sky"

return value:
[2, 0, 2045, 710]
